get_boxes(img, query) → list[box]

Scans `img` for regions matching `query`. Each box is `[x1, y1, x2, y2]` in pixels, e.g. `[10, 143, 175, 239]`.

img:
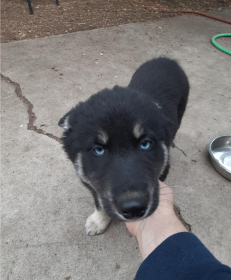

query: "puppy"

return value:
[58, 57, 189, 235]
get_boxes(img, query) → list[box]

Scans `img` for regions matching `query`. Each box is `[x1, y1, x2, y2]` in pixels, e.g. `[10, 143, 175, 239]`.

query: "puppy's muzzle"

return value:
[117, 196, 148, 220]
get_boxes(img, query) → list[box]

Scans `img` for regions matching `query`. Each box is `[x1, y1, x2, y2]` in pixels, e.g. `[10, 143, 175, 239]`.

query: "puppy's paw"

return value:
[85, 209, 111, 236]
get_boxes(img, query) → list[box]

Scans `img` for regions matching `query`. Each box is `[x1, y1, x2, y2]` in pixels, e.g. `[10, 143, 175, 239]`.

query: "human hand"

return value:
[125, 181, 188, 260]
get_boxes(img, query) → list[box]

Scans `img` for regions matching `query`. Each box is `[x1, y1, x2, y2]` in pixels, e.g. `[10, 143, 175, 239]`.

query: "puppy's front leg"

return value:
[85, 208, 111, 235]
[81, 182, 111, 235]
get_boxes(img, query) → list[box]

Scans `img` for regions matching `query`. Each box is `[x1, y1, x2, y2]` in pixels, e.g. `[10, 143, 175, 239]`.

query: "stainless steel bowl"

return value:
[208, 135, 231, 181]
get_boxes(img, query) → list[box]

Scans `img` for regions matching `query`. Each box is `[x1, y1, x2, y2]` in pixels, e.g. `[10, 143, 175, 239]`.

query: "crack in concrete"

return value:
[172, 142, 187, 156]
[1, 74, 62, 144]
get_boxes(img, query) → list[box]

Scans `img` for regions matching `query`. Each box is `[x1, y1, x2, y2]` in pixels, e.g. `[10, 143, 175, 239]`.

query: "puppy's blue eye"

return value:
[94, 146, 105, 155]
[140, 140, 152, 150]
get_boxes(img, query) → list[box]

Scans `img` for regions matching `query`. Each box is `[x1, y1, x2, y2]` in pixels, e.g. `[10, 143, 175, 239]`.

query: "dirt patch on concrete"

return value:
[1, 0, 230, 43]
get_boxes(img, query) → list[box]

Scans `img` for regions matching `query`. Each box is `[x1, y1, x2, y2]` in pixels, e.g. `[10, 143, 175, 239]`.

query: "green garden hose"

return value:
[211, 33, 231, 56]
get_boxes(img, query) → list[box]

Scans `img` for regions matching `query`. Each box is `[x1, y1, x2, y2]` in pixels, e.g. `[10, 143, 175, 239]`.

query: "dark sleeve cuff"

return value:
[135, 232, 231, 280]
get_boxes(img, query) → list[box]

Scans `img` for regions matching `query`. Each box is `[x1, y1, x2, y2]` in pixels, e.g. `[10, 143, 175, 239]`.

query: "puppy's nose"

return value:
[118, 198, 147, 219]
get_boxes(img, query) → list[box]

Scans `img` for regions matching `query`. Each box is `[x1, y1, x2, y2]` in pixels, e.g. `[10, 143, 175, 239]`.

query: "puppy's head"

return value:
[59, 86, 172, 221]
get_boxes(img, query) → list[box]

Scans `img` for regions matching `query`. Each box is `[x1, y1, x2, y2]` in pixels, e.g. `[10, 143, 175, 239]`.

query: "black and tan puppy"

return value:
[59, 57, 189, 235]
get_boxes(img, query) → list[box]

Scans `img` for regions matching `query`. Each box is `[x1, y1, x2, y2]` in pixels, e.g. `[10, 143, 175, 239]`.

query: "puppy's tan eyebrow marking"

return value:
[133, 123, 144, 139]
[97, 130, 109, 145]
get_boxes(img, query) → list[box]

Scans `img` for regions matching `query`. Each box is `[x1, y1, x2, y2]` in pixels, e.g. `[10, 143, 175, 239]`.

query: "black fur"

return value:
[59, 57, 189, 221]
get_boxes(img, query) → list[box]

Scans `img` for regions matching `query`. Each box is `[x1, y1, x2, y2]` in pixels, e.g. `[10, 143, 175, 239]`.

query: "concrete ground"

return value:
[1, 12, 231, 280]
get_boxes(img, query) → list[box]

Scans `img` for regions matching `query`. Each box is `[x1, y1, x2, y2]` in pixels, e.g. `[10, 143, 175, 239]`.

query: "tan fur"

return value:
[97, 130, 109, 144]
[133, 123, 144, 139]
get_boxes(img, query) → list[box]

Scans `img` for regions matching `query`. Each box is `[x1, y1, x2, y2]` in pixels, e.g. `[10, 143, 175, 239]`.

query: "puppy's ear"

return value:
[58, 110, 74, 130]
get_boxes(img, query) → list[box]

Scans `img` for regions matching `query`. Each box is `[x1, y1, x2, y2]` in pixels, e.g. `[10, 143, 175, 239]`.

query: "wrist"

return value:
[136, 213, 188, 260]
